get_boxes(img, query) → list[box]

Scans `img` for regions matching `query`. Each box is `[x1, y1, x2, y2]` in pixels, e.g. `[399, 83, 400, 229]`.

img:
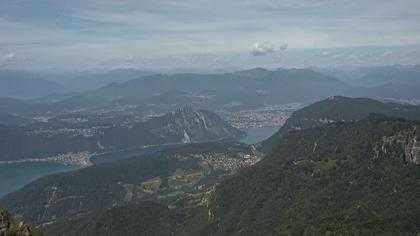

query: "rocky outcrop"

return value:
[404, 140, 420, 164]
[379, 126, 419, 164]
[149, 108, 245, 143]
[0, 210, 41, 236]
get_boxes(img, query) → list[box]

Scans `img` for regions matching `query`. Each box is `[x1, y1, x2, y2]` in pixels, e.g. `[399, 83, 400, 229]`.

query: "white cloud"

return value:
[250, 42, 275, 56]
[0, 52, 16, 61]
[250, 42, 287, 56]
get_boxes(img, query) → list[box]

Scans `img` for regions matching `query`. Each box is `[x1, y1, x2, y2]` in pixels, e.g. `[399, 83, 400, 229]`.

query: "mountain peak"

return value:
[326, 95, 350, 101]
[240, 67, 269, 73]
[173, 107, 197, 114]
[233, 67, 271, 77]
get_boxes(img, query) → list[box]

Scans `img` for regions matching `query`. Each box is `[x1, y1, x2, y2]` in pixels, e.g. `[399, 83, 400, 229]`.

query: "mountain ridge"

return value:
[261, 96, 420, 152]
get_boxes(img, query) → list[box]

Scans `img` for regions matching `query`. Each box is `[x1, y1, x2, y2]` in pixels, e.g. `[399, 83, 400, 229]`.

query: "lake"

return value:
[91, 144, 179, 165]
[239, 126, 279, 144]
[0, 162, 78, 197]
[0, 126, 280, 198]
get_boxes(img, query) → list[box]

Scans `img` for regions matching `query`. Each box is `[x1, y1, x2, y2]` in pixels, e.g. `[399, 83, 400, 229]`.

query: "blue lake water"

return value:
[0, 126, 280, 198]
[239, 126, 279, 144]
[91, 144, 179, 165]
[0, 162, 77, 197]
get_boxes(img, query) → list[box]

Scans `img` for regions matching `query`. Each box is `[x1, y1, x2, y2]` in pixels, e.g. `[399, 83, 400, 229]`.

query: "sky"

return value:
[1, 0, 420, 71]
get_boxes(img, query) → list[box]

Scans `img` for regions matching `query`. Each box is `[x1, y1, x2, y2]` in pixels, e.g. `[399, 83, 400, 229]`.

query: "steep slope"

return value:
[147, 108, 244, 143]
[43, 202, 209, 236]
[0, 108, 244, 161]
[43, 202, 186, 236]
[262, 96, 420, 152]
[210, 115, 420, 235]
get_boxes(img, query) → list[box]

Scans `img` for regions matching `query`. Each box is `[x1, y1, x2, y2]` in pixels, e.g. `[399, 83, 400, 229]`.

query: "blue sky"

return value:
[1, 0, 420, 70]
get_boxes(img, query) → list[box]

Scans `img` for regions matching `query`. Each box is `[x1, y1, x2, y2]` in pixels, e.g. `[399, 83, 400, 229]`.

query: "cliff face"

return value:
[379, 125, 420, 164]
[148, 108, 245, 144]
[0, 210, 42, 236]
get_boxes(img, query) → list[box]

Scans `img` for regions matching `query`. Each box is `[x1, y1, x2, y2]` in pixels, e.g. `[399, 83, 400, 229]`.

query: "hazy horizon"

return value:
[1, 0, 420, 70]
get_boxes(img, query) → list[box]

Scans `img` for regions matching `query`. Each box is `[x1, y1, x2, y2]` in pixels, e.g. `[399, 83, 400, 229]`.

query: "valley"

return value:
[2, 1, 420, 235]
[1, 64, 420, 236]
[1, 96, 419, 235]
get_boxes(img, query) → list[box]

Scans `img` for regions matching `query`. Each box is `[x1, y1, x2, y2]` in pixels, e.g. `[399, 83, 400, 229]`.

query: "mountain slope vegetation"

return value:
[28, 115, 420, 236]
[210, 115, 420, 235]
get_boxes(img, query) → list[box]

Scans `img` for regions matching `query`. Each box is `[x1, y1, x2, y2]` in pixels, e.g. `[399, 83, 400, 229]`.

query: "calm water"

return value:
[239, 126, 279, 144]
[0, 126, 279, 198]
[0, 162, 77, 197]
[91, 144, 179, 164]
[0, 146, 173, 198]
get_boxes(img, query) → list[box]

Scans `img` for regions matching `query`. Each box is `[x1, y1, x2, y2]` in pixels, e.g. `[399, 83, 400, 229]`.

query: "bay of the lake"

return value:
[0, 162, 77, 197]
[239, 126, 279, 144]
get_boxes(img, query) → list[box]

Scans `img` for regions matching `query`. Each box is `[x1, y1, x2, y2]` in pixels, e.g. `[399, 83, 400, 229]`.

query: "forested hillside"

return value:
[262, 96, 420, 152]
[211, 115, 420, 235]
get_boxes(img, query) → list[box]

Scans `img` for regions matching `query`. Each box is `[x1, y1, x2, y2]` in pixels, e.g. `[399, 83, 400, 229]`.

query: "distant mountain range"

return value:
[61, 68, 154, 92]
[349, 79, 420, 101]
[351, 64, 420, 87]
[0, 108, 244, 162]
[316, 64, 420, 87]
[0, 70, 68, 99]
[312, 65, 420, 103]
[0, 67, 351, 117]
[92, 68, 349, 104]
[2, 66, 420, 105]
[0, 96, 107, 117]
